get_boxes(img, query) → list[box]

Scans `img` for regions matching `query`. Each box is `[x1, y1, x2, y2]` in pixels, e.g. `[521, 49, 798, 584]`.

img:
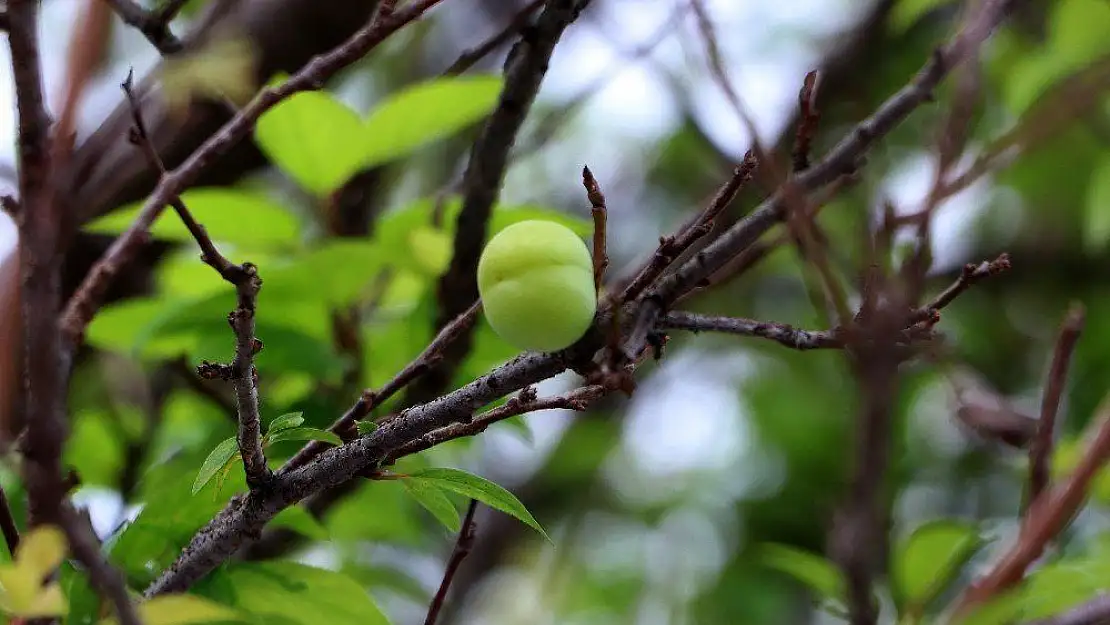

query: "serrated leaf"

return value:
[255, 90, 367, 196]
[86, 188, 301, 250]
[269, 506, 330, 541]
[892, 520, 985, 613]
[400, 480, 460, 532]
[362, 75, 504, 168]
[755, 543, 846, 607]
[405, 468, 548, 541]
[267, 412, 305, 435]
[192, 437, 240, 495]
[355, 420, 378, 436]
[99, 594, 244, 625]
[265, 427, 342, 447]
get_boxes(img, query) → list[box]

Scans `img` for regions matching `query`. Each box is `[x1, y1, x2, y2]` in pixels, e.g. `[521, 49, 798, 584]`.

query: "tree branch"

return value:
[59, 0, 451, 353]
[9, 0, 66, 529]
[101, 0, 185, 54]
[121, 71, 271, 489]
[1028, 305, 1085, 503]
[424, 500, 480, 625]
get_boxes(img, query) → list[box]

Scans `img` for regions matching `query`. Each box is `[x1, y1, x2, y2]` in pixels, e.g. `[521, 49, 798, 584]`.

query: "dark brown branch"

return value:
[61, 505, 143, 625]
[618, 151, 758, 304]
[424, 500, 480, 625]
[101, 0, 185, 54]
[442, 0, 546, 76]
[660, 311, 843, 350]
[121, 72, 271, 489]
[59, 0, 450, 353]
[383, 385, 607, 465]
[9, 0, 67, 529]
[413, 0, 589, 405]
[0, 483, 19, 556]
[582, 165, 607, 292]
[793, 71, 821, 172]
[909, 253, 1011, 323]
[281, 301, 482, 474]
[1028, 305, 1085, 503]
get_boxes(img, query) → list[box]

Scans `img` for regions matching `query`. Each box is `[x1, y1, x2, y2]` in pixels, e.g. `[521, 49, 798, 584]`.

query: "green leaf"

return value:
[362, 75, 504, 168]
[85, 188, 301, 250]
[399, 479, 461, 532]
[755, 543, 846, 607]
[404, 468, 548, 541]
[1085, 155, 1110, 251]
[254, 90, 368, 196]
[192, 561, 390, 625]
[100, 595, 244, 625]
[85, 298, 168, 356]
[355, 420, 378, 436]
[892, 520, 985, 613]
[269, 506, 329, 541]
[265, 427, 342, 447]
[192, 437, 240, 495]
[889, 0, 957, 34]
[267, 412, 305, 435]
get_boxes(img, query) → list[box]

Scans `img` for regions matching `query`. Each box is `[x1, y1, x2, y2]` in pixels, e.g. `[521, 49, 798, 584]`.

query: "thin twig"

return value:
[953, 393, 1110, 615]
[424, 499, 480, 625]
[101, 0, 184, 54]
[909, 253, 1011, 324]
[442, 0, 546, 76]
[1028, 305, 1085, 503]
[582, 165, 608, 293]
[280, 301, 482, 474]
[61, 505, 143, 625]
[659, 311, 843, 350]
[121, 72, 271, 489]
[618, 151, 758, 303]
[383, 385, 608, 464]
[0, 483, 19, 556]
[60, 0, 450, 353]
[793, 71, 821, 172]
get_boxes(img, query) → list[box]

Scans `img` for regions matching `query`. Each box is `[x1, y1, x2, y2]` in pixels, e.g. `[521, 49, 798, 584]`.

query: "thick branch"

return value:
[9, 0, 66, 529]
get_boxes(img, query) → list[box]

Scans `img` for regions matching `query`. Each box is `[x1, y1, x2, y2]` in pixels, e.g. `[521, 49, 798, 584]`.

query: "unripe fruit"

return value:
[477, 220, 597, 352]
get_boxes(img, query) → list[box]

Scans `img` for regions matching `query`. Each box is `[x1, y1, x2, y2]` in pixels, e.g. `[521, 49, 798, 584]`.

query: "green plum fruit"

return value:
[477, 220, 597, 352]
